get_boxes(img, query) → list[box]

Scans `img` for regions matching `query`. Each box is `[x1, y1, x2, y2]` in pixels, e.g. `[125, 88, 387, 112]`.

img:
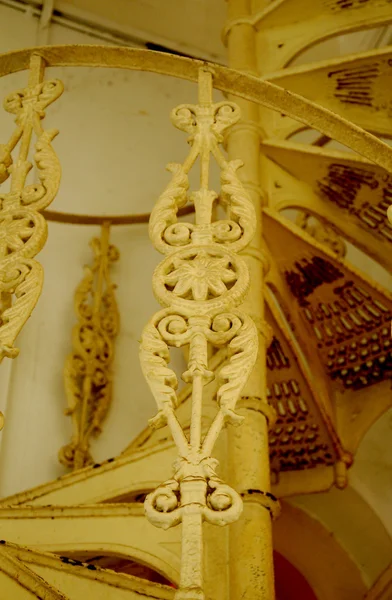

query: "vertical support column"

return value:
[225, 1, 277, 599]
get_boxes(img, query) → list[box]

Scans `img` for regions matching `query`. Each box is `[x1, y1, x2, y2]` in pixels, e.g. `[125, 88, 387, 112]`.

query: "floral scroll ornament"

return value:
[140, 69, 258, 599]
[0, 54, 63, 363]
[60, 224, 119, 470]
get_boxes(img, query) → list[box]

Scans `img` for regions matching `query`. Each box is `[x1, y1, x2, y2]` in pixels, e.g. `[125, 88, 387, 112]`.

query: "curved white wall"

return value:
[0, 4, 220, 495]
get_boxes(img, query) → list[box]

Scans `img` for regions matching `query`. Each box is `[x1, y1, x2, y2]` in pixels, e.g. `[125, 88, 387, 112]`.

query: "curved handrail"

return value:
[42, 204, 195, 226]
[0, 45, 391, 174]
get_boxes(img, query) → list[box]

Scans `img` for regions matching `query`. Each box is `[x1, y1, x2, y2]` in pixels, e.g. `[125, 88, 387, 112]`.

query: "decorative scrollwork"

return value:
[204, 479, 243, 525]
[148, 83, 255, 266]
[59, 225, 119, 470]
[0, 210, 46, 260]
[296, 212, 346, 257]
[149, 163, 190, 255]
[171, 100, 241, 141]
[214, 159, 256, 252]
[3, 79, 63, 122]
[214, 312, 258, 427]
[153, 246, 249, 313]
[0, 55, 63, 362]
[141, 69, 258, 600]
[144, 479, 181, 529]
[140, 314, 180, 432]
[21, 129, 62, 211]
[0, 259, 43, 359]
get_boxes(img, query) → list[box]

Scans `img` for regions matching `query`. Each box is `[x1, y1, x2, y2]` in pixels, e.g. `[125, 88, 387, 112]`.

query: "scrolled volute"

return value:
[0, 209, 46, 263]
[21, 129, 61, 211]
[204, 480, 243, 526]
[144, 479, 182, 530]
[214, 159, 256, 252]
[216, 311, 258, 426]
[149, 163, 190, 255]
[140, 315, 179, 430]
[157, 313, 193, 348]
[211, 102, 241, 140]
[0, 259, 43, 360]
[4, 79, 64, 122]
[170, 100, 240, 144]
[206, 311, 243, 346]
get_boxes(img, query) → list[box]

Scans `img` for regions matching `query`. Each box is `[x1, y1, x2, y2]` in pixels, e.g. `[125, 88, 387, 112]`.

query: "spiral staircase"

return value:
[0, 0, 391, 598]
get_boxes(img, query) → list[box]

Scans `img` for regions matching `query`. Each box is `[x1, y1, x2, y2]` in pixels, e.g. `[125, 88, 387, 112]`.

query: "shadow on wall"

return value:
[274, 551, 317, 600]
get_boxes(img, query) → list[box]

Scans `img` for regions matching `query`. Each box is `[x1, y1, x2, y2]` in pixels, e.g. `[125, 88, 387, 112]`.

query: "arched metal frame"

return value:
[0, 46, 391, 219]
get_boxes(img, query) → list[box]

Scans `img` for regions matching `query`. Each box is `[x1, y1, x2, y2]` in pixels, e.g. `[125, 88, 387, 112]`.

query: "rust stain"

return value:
[317, 163, 392, 239]
[299, 271, 392, 390]
[266, 323, 336, 473]
[328, 62, 380, 107]
[318, 163, 378, 208]
[267, 337, 290, 370]
[284, 257, 344, 306]
[324, 0, 374, 11]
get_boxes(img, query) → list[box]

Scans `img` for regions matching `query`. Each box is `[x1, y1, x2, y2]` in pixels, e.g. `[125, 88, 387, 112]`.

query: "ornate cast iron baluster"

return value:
[141, 68, 259, 599]
[0, 53, 63, 363]
[60, 223, 119, 470]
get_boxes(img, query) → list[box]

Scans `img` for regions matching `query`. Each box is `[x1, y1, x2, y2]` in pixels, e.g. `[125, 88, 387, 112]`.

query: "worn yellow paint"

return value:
[1, 0, 392, 595]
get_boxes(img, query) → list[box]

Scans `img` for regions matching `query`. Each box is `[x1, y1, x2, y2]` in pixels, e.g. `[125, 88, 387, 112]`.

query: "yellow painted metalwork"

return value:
[60, 224, 120, 470]
[0, 53, 63, 362]
[0, 0, 392, 596]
